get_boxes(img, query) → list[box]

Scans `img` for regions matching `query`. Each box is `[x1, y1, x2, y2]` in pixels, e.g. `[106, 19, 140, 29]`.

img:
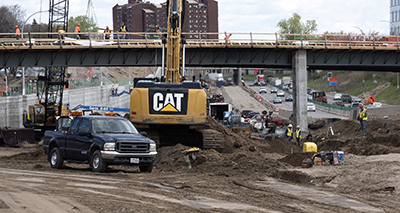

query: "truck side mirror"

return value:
[140, 131, 148, 137]
[78, 130, 90, 137]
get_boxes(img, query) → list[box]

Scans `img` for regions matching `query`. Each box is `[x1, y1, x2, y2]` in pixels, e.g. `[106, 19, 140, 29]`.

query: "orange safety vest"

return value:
[74, 26, 80, 33]
[15, 28, 21, 36]
[104, 29, 111, 38]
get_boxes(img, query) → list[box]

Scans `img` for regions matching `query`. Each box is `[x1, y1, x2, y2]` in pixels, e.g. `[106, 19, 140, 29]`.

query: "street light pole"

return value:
[21, 10, 49, 38]
[381, 20, 399, 89]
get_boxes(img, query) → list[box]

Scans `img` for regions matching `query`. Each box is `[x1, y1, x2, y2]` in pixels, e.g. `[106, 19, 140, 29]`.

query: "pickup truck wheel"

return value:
[139, 163, 154, 173]
[50, 147, 64, 169]
[90, 150, 107, 172]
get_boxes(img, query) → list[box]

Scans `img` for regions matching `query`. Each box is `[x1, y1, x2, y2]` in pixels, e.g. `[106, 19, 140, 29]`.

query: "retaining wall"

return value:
[0, 85, 131, 128]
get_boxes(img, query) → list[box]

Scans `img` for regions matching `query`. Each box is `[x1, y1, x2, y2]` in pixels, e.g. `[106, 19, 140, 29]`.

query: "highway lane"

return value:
[245, 82, 346, 119]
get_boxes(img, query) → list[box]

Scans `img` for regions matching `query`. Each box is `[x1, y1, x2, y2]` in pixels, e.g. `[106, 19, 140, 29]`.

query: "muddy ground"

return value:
[0, 114, 399, 212]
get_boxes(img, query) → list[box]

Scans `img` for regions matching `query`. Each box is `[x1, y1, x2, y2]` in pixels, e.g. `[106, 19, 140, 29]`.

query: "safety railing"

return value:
[1, 32, 399, 51]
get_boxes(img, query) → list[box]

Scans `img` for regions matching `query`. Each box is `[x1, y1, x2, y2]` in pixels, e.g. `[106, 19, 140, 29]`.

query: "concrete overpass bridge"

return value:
[1, 32, 400, 131]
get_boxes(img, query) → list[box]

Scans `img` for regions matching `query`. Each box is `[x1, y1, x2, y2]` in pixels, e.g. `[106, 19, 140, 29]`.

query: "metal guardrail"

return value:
[1, 32, 399, 51]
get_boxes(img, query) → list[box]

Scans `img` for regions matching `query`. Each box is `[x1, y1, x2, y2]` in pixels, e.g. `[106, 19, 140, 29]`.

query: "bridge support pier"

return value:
[293, 50, 308, 132]
[232, 68, 242, 85]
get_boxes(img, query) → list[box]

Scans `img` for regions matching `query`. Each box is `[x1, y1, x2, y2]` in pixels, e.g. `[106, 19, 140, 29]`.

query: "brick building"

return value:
[112, 0, 218, 39]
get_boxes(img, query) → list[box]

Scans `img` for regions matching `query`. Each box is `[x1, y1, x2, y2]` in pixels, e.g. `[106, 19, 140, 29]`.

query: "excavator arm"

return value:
[163, 0, 185, 83]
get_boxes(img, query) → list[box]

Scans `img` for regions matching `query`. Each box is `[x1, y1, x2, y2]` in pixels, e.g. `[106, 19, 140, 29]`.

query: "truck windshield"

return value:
[91, 119, 139, 134]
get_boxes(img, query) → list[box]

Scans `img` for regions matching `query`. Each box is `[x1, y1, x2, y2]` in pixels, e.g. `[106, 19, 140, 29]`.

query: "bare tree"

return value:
[0, 5, 25, 34]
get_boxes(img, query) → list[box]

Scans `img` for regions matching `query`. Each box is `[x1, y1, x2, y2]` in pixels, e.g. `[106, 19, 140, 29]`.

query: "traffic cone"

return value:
[275, 106, 279, 112]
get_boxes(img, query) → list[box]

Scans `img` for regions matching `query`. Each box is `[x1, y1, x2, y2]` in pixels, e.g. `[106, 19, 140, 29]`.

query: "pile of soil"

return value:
[155, 117, 304, 177]
[310, 117, 400, 155]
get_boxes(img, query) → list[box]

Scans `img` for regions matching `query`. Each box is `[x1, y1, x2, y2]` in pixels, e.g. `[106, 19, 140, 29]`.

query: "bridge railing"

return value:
[0, 32, 399, 50]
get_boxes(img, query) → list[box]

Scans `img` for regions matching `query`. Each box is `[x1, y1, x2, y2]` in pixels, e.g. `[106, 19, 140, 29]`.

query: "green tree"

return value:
[68, 16, 98, 32]
[277, 13, 318, 40]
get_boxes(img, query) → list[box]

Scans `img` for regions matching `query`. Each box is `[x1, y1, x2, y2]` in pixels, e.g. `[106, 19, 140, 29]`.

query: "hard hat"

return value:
[288, 124, 293, 128]
[106, 26, 109, 28]
[297, 125, 300, 128]
[358, 103, 363, 107]
[77, 23, 80, 26]
[15, 25, 18, 28]
[59, 27, 62, 29]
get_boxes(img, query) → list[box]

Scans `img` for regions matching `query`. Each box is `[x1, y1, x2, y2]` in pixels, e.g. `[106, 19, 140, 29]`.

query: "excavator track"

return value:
[136, 124, 226, 152]
[198, 129, 225, 152]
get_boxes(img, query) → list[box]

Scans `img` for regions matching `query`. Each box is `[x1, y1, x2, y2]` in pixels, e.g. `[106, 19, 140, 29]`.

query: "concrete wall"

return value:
[0, 85, 131, 128]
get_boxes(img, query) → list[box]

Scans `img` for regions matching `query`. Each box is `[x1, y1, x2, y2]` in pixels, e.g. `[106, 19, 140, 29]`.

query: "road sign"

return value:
[253, 69, 259, 73]
[329, 81, 337, 86]
[329, 77, 338, 82]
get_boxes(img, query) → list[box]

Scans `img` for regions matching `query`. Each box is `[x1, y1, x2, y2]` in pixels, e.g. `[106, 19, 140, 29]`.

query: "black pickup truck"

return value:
[43, 116, 157, 172]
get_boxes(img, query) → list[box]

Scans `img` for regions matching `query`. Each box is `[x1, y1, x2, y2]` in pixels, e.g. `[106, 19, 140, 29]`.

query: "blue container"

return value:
[338, 151, 344, 163]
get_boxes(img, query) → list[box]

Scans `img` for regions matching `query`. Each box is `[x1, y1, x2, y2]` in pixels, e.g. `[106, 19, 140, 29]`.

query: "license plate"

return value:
[130, 158, 139, 164]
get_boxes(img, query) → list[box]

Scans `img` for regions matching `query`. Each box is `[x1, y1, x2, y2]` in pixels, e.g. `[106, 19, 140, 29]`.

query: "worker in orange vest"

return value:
[15, 25, 21, 40]
[104, 26, 111, 40]
[74, 23, 80, 39]
[58, 27, 65, 39]
[119, 23, 127, 39]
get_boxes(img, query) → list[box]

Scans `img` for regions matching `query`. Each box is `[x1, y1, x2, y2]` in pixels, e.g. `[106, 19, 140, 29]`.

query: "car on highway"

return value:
[333, 100, 345, 106]
[351, 98, 363, 107]
[307, 88, 313, 95]
[367, 102, 383, 108]
[276, 90, 285, 97]
[333, 93, 342, 100]
[307, 94, 313, 100]
[273, 96, 282, 104]
[307, 103, 316, 112]
[285, 94, 293, 102]
[259, 87, 267, 94]
[270, 87, 277, 93]
[341, 94, 352, 103]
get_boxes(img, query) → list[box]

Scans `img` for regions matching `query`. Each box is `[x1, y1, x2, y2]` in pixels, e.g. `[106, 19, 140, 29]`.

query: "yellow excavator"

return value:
[129, 0, 224, 150]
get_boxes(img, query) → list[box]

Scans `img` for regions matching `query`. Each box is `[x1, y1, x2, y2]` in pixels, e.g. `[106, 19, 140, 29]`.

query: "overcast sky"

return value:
[12, 0, 390, 35]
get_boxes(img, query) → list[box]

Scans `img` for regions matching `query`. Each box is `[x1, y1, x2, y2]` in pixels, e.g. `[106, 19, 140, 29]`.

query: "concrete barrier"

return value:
[0, 85, 131, 128]
[368, 105, 400, 117]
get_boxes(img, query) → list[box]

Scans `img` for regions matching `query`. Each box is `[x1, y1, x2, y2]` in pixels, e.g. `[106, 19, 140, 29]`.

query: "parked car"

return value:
[285, 94, 293, 101]
[333, 101, 345, 106]
[270, 87, 278, 93]
[276, 90, 285, 97]
[244, 114, 264, 123]
[341, 94, 352, 103]
[259, 87, 267, 94]
[307, 103, 316, 112]
[241, 109, 254, 118]
[367, 102, 383, 108]
[273, 96, 282, 104]
[247, 111, 260, 118]
[333, 93, 342, 100]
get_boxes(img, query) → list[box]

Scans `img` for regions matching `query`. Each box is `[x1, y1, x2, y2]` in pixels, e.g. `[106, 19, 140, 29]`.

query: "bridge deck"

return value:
[1, 32, 399, 51]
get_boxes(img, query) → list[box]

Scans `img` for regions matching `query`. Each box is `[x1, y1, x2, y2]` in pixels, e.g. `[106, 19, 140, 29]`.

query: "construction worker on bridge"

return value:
[357, 103, 368, 136]
[15, 25, 21, 40]
[119, 23, 127, 39]
[286, 124, 293, 142]
[295, 125, 302, 146]
[104, 26, 111, 40]
[58, 27, 65, 40]
[74, 23, 80, 39]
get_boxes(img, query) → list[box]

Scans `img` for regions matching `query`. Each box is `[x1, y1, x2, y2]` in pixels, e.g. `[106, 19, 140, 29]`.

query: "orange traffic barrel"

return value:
[275, 106, 279, 112]
[259, 98, 262, 102]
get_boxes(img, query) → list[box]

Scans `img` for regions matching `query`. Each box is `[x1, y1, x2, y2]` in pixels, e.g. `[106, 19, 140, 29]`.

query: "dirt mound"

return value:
[0, 146, 46, 161]
[279, 153, 315, 166]
[310, 117, 400, 155]
[154, 117, 305, 177]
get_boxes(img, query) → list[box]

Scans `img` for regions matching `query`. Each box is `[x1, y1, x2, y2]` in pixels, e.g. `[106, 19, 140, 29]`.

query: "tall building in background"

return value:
[390, 0, 400, 35]
[112, 0, 218, 39]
